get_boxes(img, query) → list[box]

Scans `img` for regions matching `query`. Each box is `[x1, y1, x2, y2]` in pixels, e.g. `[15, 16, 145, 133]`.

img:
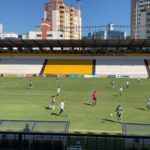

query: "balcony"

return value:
[60, 5, 65, 9]
[60, 13, 65, 18]
[70, 19, 74, 23]
[60, 10, 65, 14]
[70, 7, 74, 11]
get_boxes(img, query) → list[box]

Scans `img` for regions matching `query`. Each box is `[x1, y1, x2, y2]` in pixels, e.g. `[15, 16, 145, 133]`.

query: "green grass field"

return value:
[0, 77, 149, 134]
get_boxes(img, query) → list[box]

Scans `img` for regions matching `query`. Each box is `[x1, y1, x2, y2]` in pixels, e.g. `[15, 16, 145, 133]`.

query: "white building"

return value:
[28, 31, 64, 40]
[0, 23, 18, 39]
[88, 24, 126, 40]
[131, 0, 150, 39]
[21, 34, 28, 39]
[0, 32, 18, 39]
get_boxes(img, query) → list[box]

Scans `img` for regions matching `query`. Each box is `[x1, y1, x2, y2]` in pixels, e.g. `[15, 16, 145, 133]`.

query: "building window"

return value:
[141, 9, 146, 12]
[36, 34, 41, 37]
[147, 30, 150, 33]
[47, 34, 52, 37]
[60, 34, 63, 37]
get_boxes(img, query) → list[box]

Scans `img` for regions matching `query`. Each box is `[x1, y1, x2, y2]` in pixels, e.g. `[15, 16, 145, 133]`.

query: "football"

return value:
[110, 113, 113, 117]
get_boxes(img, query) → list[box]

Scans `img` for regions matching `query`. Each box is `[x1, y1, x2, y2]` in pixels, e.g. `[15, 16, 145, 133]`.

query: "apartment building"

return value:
[41, 0, 82, 39]
[131, 0, 150, 39]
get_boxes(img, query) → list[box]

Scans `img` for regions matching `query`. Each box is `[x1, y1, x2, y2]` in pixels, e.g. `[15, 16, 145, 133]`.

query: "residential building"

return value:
[41, 0, 82, 39]
[88, 24, 126, 40]
[28, 31, 64, 39]
[131, 0, 150, 39]
[0, 23, 18, 39]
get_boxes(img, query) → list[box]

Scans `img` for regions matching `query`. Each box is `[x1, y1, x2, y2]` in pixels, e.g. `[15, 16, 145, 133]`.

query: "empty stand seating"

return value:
[95, 58, 148, 78]
[43, 59, 93, 75]
[0, 57, 149, 78]
[0, 58, 44, 74]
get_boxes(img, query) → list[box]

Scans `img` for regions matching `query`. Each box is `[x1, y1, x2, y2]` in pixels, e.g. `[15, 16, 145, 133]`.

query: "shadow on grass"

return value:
[101, 119, 117, 123]
[51, 113, 59, 116]
[51, 113, 67, 117]
[113, 94, 119, 97]
[84, 103, 92, 106]
[45, 107, 51, 110]
[136, 107, 147, 111]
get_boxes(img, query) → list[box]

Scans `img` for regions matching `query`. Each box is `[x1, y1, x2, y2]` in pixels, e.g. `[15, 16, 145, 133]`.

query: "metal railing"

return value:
[0, 132, 149, 150]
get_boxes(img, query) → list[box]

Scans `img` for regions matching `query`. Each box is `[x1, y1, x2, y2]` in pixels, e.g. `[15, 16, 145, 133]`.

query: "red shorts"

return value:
[93, 97, 97, 101]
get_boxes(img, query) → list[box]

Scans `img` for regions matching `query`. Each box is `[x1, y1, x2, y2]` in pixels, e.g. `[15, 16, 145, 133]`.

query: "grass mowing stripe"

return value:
[0, 77, 149, 134]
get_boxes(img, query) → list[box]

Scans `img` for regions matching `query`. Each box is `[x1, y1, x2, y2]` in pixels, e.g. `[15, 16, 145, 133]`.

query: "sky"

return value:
[0, 0, 131, 35]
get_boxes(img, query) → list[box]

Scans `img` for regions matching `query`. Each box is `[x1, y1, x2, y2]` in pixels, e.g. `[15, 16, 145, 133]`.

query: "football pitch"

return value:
[0, 77, 149, 135]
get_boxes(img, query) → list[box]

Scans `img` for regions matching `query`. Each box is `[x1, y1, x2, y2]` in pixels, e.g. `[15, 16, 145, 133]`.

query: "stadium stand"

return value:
[0, 58, 44, 74]
[95, 58, 149, 78]
[0, 39, 150, 78]
[43, 59, 93, 75]
[0, 57, 149, 78]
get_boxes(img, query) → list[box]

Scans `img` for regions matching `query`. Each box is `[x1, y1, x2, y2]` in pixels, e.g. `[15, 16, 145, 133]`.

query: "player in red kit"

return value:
[92, 91, 97, 106]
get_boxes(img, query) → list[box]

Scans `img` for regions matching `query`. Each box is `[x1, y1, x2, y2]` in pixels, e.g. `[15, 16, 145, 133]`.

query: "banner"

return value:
[108, 75, 116, 78]
[26, 74, 36, 77]
[100, 75, 108, 78]
[3, 74, 18, 77]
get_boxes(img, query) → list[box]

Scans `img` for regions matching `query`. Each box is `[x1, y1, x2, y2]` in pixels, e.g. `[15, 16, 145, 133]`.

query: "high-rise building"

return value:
[131, 0, 150, 39]
[41, 0, 82, 39]
[0, 24, 3, 33]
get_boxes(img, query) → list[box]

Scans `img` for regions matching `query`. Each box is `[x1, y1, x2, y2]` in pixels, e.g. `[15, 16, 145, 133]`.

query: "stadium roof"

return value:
[0, 39, 150, 48]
